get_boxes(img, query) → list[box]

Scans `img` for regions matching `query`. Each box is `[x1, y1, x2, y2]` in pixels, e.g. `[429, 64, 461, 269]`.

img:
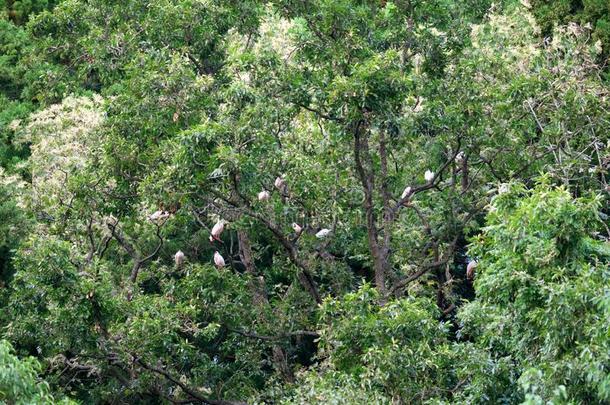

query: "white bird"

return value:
[174, 250, 185, 268]
[424, 170, 435, 183]
[456, 151, 465, 163]
[105, 215, 118, 226]
[466, 260, 478, 280]
[292, 223, 303, 234]
[315, 228, 331, 239]
[401, 186, 412, 199]
[214, 251, 225, 268]
[149, 210, 170, 222]
[274, 176, 286, 190]
[258, 190, 271, 201]
[210, 220, 225, 240]
[498, 184, 509, 194]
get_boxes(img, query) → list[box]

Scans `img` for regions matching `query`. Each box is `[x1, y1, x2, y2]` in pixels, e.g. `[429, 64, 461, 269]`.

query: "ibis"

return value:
[214, 251, 225, 268]
[211, 220, 225, 241]
[274, 176, 286, 190]
[175, 250, 185, 268]
[258, 190, 271, 201]
[292, 223, 303, 234]
[466, 260, 478, 280]
[401, 186, 412, 199]
[315, 228, 331, 239]
[456, 151, 465, 163]
[149, 210, 170, 222]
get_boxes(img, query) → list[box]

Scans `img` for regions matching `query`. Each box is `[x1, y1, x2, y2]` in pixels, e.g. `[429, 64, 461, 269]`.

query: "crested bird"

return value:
[424, 170, 435, 183]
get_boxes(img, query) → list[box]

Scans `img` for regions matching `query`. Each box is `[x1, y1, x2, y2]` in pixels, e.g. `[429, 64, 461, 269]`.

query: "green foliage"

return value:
[530, 0, 610, 62]
[0, 0, 609, 403]
[0, 339, 75, 404]
[459, 180, 610, 403]
[283, 285, 522, 404]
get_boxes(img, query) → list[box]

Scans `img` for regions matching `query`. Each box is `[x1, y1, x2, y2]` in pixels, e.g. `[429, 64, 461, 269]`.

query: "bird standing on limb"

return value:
[315, 228, 331, 239]
[214, 251, 225, 268]
[258, 190, 271, 201]
[466, 260, 478, 280]
[175, 250, 185, 268]
[210, 220, 225, 242]
[274, 176, 286, 190]
[292, 223, 303, 235]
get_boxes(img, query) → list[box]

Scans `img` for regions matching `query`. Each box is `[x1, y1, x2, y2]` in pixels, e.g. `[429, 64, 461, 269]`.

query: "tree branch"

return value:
[135, 357, 246, 405]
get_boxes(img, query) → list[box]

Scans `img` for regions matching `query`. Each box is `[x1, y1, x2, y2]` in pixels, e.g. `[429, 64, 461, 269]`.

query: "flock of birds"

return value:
[203, 176, 333, 268]
[160, 170, 478, 279]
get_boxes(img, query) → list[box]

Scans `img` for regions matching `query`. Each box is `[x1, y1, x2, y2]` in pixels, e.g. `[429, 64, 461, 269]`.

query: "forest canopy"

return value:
[0, 0, 609, 404]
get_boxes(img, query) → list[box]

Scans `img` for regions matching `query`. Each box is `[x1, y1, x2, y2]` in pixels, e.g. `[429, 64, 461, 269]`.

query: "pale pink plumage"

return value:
[214, 251, 225, 268]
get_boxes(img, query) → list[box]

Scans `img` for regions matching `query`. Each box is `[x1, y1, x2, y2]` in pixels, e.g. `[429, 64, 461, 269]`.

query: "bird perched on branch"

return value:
[466, 260, 478, 280]
[258, 190, 271, 201]
[105, 215, 118, 227]
[274, 176, 286, 190]
[148, 210, 170, 223]
[214, 251, 225, 268]
[175, 250, 185, 268]
[292, 223, 303, 234]
[315, 228, 331, 239]
[210, 220, 225, 241]
[424, 170, 435, 183]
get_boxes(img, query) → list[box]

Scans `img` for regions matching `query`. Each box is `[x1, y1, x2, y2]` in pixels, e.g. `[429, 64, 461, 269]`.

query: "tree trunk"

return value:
[237, 230, 295, 382]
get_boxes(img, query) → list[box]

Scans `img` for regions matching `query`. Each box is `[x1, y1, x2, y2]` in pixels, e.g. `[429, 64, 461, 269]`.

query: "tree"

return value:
[1, 1, 609, 403]
[0, 339, 75, 404]
[459, 180, 610, 403]
[529, 0, 610, 66]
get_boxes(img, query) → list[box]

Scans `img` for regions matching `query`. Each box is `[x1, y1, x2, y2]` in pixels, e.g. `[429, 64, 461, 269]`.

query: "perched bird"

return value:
[174, 250, 185, 268]
[105, 215, 118, 227]
[401, 186, 412, 200]
[466, 260, 478, 280]
[456, 151, 465, 164]
[292, 223, 303, 234]
[498, 184, 509, 194]
[424, 170, 435, 183]
[274, 176, 286, 190]
[149, 210, 170, 222]
[258, 190, 271, 201]
[214, 251, 225, 268]
[210, 220, 225, 241]
[315, 228, 331, 239]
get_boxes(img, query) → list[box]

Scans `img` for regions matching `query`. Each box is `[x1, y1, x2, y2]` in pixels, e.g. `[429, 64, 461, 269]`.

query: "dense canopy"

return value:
[0, 0, 609, 404]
